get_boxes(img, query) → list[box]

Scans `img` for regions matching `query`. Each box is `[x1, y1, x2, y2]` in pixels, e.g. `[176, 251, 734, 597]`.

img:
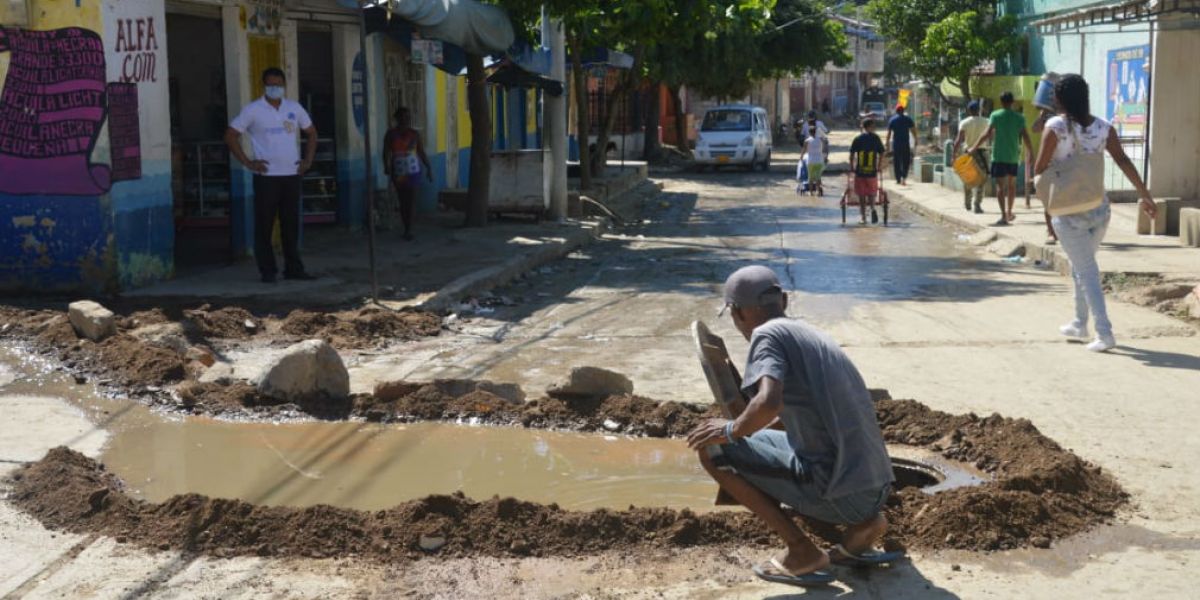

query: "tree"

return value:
[866, 0, 1017, 100]
[647, 0, 847, 152]
[465, 54, 491, 227]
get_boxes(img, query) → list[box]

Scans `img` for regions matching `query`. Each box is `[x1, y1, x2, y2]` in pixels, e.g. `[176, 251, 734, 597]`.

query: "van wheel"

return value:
[747, 152, 758, 172]
[760, 150, 772, 171]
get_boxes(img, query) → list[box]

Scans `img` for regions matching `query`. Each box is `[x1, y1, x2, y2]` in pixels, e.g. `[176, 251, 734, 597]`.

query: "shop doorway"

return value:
[166, 11, 230, 271]
[297, 28, 338, 225]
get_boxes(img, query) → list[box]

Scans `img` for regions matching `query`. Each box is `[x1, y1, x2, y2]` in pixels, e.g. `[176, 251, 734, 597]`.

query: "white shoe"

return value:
[1059, 323, 1089, 339]
[1086, 336, 1116, 353]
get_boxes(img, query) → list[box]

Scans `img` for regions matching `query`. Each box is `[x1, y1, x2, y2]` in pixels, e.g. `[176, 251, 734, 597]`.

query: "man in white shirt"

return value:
[952, 101, 989, 214]
[225, 67, 319, 283]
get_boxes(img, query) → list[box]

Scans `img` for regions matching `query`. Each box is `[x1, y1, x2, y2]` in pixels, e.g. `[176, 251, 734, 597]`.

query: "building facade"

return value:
[1000, 0, 1200, 198]
[0, 0, 526, 293]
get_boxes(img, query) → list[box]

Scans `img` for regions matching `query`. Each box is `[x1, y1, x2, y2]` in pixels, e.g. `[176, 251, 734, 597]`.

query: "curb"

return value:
[411, 218, 610, 313]
[887, 186, 1074, 276]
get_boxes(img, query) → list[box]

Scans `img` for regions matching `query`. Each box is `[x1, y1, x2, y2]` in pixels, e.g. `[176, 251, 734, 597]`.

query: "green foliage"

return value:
[504, 0, 846, 100]
[866, 0, 1018, 97]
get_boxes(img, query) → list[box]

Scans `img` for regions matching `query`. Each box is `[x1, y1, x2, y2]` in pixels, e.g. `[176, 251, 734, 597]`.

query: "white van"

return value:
[692, 104, 773, 170]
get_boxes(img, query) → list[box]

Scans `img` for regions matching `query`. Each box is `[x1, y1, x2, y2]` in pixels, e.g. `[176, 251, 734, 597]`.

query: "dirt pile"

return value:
[9, 447, 776, 560]
[877, 399, 1128, 551]
[279, 307, 442, 348]
[31, 315, 186, 387]
[181, 305, 260, 339]
[355, 380, 720, 437]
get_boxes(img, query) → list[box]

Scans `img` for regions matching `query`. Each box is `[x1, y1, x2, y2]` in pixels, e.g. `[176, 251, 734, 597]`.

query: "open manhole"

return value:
[891, 456, 986, 495]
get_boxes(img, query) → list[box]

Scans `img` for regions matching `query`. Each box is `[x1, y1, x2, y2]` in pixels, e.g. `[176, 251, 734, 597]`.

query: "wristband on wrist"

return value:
[724, 421, 736, 444]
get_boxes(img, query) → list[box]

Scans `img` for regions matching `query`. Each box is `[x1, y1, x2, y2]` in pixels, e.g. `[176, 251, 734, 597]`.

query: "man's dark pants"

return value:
[892, 145, 912, 183]
[252, 174, 304, 277]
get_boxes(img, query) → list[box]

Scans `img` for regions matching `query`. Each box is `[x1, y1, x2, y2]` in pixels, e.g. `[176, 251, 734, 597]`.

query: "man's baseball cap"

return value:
[967, 100, 980, 111]
[719, 266, 784, 316]
[894, 104, 905, 112]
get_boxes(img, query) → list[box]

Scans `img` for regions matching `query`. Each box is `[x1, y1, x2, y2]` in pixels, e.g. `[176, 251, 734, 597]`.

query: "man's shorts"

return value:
[808, 163, 825, 182]
[708, 430, 891, 525]
[990, 161, 1019, 178]
[853, 175, 879, 197]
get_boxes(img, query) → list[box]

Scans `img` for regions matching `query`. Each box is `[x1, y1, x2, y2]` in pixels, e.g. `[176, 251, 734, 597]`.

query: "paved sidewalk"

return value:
[886, 179, 1200, 281]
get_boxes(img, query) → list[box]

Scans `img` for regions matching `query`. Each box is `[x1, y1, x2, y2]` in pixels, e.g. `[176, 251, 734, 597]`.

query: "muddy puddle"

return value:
[2, 344, 984, 514]
[101, 420, 717, 512]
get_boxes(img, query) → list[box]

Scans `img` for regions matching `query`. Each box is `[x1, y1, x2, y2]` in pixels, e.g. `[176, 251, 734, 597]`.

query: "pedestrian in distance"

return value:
[952, 101, 989, 214]
[849, 118, 886, 224]
[799, 127, 824, 196]
[968, 91, 1034, 226]
[225, 67, 319, 284]
[1032, 74, 1157, 353]
[688, 266, 899, 588]
[884, 105, 917, 185]
[806, 110, 830, 161]
[383, 107, 433, 241]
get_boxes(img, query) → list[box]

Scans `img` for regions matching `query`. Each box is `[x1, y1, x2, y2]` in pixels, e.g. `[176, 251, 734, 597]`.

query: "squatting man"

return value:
[687, 265, 897, 586]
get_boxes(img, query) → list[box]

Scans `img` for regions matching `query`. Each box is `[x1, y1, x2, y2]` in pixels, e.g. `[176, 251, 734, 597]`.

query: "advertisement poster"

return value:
[1106, 44, 1150, 137]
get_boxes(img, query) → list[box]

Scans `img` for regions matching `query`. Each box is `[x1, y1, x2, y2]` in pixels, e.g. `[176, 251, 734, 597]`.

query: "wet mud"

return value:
[6, 396, 1128, 561]
[0, 304, 443, 394]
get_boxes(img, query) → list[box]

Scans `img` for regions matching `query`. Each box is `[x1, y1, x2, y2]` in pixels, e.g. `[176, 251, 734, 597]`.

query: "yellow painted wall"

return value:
[456, 76, 470, 147]
[433, 69, 446, 152]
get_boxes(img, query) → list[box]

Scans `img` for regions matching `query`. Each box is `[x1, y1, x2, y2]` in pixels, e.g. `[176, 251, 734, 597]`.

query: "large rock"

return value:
[988, 238, 1026, 258]
[68, 300, 116, 342]
[547, 366, 633, 400]
[1185, 285, 1200, 319]
[252, 339, 349, 402]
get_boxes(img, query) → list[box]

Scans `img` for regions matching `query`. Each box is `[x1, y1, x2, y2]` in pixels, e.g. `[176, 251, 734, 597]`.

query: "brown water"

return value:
[100, 419, 717, 511]
[1, 344, 983, 514]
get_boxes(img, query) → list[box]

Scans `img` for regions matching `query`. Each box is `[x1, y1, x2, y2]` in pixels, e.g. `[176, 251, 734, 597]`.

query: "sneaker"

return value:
[1059, 322, 1089, 339]
[992, 217, 1009, 226]
[1086, 336, 1117, 353]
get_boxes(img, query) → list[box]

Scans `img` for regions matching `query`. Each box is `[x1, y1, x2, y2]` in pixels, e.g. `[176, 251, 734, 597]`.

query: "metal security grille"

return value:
[384, 41, 425, 137]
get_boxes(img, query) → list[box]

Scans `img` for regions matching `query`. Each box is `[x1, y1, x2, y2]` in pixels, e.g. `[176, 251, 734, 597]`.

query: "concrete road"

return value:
[3, 137, 1199, 598]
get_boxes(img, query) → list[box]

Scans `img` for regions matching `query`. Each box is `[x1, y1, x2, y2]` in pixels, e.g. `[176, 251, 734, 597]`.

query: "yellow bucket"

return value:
[953, 154, 987, 189]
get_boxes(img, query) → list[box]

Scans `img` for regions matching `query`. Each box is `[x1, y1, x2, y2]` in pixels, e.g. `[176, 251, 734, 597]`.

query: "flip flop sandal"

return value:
[829, 544, 906, 568]
[752, 557, 835, 587]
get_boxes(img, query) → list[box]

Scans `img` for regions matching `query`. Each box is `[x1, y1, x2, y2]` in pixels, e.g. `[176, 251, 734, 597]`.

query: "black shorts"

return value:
[991, 162, 1019, 178]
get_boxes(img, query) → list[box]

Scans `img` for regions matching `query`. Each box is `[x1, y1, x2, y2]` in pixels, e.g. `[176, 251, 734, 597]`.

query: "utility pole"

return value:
[853, 5, 861, 116]
[542, 9, 568, 220]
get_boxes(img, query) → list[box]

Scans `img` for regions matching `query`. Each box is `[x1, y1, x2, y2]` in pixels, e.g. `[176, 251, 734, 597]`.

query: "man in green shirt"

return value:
[968, 92, 1034, 226]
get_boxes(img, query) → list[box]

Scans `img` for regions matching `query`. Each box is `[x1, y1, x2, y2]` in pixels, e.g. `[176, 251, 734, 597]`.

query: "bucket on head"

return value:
[1033, 72, 1060, 112]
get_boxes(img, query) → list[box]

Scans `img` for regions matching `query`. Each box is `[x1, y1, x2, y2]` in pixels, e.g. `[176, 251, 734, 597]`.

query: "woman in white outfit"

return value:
[1032, 74, 1157, 352]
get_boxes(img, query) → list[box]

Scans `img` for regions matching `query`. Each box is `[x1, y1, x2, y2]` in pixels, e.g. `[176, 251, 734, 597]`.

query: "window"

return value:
[384, 40, 425, 137]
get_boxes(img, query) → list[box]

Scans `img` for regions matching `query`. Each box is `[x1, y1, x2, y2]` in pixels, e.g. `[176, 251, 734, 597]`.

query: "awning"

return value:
[364, 8, 469, 74]
[341, 0, 514, 55]
[487, 62, 564, 96]
[1030, 0, 1200, 34]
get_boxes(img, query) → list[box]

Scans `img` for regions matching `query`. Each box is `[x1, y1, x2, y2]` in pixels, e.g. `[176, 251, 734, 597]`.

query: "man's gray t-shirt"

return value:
[741, 317, 894, 499]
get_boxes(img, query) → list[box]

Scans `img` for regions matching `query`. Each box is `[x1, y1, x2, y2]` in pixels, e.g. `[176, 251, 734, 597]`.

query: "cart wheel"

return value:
[841, 202, 847, 224]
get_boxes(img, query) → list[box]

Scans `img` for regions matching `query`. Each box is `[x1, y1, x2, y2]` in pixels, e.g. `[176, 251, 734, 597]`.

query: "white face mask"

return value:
[264, 85, 285, 100]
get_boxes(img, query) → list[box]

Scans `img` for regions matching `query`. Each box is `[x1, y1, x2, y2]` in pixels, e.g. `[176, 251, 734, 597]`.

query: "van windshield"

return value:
[701, 110, 752, 132]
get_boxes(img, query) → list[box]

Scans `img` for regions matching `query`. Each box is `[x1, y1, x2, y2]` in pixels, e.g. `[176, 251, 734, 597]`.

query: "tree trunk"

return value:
[642, 81, 661, 161]
[568, 34, 591, 191]
[669, 84, 687, 153]
[592, 47, 644, 178]
[465, 54, 490, 227]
